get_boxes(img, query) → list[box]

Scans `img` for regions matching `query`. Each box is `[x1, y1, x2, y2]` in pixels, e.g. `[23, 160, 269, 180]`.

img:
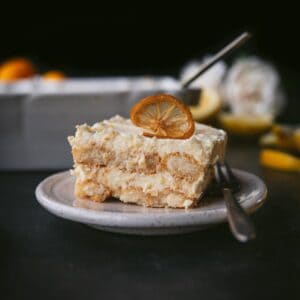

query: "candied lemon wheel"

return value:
[130, 94, 195, 139]
[219, 113, 273, 135]
[43, 70, 65, 81]
[260, 149, 300, 172]
[189, 89, 221, 122]
[0, 58, 36, 81]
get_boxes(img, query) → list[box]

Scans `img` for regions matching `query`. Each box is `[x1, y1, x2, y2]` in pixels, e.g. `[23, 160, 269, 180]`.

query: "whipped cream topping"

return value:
[69, 115, 226, 164]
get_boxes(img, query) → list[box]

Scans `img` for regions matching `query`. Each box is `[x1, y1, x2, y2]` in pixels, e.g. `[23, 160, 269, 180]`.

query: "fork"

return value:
[215, 161, 256, 242]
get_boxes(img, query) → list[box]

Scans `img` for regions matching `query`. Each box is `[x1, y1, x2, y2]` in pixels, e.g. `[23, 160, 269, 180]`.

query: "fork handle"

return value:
[223, 188, 256, 242]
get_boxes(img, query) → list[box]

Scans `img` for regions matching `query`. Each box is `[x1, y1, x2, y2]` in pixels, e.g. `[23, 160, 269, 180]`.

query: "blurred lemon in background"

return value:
[218, 113, 273, 135]
[43, 70, 65, 81]
[260, 149, 300, 172]
[189, 89, 221, 123]
[0, 58, 36, 81]
[260, 125, 300, 152]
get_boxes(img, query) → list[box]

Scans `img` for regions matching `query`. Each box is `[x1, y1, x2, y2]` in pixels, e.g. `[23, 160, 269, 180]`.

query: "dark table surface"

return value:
[1, 140, 299, 300]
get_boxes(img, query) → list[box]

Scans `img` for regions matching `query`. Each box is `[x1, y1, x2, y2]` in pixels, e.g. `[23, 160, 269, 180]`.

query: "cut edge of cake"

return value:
[68, 115, 227, 208]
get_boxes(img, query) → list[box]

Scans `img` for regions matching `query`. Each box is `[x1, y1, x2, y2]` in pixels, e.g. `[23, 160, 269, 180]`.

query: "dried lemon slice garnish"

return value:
[260, 149, 300, 172]
[130, 94, 195, 139]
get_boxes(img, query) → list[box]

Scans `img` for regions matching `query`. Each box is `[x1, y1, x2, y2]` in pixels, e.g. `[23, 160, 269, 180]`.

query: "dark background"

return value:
[1, 5, 300, 300]
[1, 4, 299, 76]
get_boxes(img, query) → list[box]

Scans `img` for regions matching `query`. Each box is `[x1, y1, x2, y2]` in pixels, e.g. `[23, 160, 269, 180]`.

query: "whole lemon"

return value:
[0, 58, 36, 81]
[43, 70, 65, 81]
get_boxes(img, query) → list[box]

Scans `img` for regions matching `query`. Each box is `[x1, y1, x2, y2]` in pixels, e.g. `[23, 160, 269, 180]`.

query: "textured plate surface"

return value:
[35, 170, 267, 235]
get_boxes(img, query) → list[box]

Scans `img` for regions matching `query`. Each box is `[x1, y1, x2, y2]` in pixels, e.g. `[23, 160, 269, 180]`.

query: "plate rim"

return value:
[35, 169, 267, 228]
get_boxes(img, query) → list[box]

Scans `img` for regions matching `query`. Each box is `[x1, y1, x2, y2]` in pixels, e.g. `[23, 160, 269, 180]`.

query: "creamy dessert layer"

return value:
[68, 115, 226, 208]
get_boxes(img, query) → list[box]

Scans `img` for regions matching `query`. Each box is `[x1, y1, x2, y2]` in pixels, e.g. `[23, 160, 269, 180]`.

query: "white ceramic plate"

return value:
[35, 170, 267, 235]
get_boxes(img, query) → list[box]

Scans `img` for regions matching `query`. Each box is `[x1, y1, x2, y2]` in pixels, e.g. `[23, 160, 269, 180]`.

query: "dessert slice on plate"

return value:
[68, 94, 226, 208]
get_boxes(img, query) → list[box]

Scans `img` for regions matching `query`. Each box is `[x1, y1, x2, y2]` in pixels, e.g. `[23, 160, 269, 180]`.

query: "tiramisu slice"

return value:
[68, 95, 226, 208]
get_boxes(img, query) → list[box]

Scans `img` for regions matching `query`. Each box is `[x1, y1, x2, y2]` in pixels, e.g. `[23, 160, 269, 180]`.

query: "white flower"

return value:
[222, 57, 285, 116]
[180, 57, 227, 90]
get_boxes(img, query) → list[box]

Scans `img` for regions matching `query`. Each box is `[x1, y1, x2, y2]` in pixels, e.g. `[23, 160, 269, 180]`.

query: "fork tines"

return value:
[215, 161, 240, 191]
